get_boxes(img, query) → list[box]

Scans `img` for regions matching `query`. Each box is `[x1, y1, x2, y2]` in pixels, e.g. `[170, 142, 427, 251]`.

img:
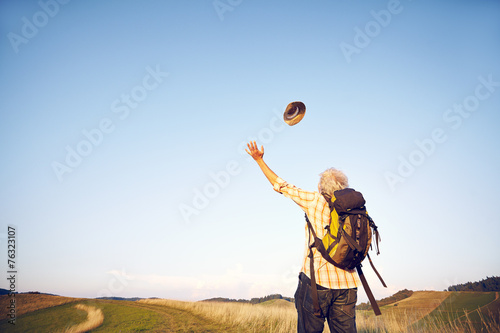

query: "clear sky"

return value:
[1, 0, 499, 304]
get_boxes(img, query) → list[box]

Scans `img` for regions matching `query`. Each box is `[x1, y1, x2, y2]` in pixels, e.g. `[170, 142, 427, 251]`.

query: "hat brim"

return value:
[284, 102, 306, 126]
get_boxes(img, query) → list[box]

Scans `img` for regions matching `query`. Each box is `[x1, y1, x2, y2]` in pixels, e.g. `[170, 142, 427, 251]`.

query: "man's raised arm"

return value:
[245, 141, 279, 186]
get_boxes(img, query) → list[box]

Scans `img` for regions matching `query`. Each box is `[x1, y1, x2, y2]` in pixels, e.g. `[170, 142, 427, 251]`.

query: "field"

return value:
[0, 291, 498, 332]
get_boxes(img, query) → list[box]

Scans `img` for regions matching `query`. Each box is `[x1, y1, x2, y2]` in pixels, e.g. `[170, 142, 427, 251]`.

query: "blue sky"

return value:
[1, 0, 499, 304]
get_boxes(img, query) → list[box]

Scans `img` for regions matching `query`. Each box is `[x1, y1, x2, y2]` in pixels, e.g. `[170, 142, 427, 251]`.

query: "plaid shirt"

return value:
[273, 177, 360, 289]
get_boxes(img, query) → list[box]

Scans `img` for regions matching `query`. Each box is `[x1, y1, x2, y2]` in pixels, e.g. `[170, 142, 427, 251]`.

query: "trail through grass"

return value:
[64, 304, 104, 333]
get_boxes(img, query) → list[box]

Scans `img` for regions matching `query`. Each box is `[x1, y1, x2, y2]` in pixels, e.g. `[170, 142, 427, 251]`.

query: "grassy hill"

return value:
[418, 291, 500, 332]
[257, 298, 295, 309]
[357, 288, 414, 310]
[0, 293, 84, 318]
[357, 291, 500, 332]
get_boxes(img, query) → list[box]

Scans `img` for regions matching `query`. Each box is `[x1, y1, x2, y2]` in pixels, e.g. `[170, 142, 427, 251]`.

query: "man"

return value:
[245, 140, 360, 333]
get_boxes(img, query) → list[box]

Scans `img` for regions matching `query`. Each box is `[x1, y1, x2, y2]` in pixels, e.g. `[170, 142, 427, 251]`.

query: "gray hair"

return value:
[318, 168, 349, 196]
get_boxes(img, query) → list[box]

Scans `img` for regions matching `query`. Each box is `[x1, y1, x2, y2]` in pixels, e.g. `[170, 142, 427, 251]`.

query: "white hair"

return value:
[318, 168, 349, 196]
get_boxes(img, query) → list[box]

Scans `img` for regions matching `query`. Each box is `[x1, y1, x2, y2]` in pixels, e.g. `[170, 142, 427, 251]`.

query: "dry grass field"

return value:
[140, 298, 298, 332]
[142, 291, 500, 333]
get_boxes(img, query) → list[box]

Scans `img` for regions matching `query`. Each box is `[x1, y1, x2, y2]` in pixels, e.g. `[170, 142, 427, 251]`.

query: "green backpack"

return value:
[305, 188, 386, 316]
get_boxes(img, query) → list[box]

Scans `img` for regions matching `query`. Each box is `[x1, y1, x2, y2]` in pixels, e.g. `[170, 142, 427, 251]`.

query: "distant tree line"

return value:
[447, 276, 500, 292]
[202, 294, 293, 304]
[357, 289, 413, 310]
[201, 297, 250, 303]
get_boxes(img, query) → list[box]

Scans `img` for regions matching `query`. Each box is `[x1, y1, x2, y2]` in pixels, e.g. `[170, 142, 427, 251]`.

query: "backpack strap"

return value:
[305, 213, 350, 269]
[368, 215, 381, 255]
[367, 253, 387, 288]
[308, 246, 322, 317]
[305, 213, 322, 317]
[356, 265, 382, 316]
[338, 215, 363, 253]
[325, 230, 340, 254]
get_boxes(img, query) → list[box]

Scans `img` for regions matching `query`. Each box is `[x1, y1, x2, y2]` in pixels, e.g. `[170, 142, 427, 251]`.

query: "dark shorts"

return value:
[294, 272, 357, 333]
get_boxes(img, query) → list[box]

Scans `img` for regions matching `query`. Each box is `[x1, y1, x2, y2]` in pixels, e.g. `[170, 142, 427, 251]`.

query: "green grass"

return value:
[89, 300, 169, 332]
[0, 301, 88, 332]
[427, 292, 494, 317]
[458, 293, 500, 332]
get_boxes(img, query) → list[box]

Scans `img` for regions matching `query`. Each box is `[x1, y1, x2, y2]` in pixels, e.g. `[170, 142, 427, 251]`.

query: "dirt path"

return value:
[64, 304, 104, 333]
[117, 301, 244, 333]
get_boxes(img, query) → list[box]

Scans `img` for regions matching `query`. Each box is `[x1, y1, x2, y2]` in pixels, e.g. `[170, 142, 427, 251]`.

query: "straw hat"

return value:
[283, 101, 306, 126]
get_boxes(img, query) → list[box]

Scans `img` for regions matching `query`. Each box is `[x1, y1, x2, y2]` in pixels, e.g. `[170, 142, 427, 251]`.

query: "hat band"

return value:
[286, 106, 300, 119]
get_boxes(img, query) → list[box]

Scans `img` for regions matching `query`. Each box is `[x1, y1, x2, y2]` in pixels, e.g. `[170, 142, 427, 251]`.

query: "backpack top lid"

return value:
[331, 188, 366, 214]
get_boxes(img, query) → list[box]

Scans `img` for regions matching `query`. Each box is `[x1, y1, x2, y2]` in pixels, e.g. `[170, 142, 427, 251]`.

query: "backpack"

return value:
[305, 188, 387, 316]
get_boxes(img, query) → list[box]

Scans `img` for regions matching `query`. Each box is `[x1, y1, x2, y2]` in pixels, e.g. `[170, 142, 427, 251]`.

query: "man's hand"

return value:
[245, 141, 264, 161]
[245, 141, 278, 185]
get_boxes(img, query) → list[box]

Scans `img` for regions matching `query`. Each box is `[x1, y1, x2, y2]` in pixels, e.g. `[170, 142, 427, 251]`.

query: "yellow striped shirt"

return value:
[273, 177, 361, 289]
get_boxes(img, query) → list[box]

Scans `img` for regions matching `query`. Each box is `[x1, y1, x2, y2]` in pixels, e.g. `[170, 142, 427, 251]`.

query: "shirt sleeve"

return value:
[273, 177, 318, 211]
